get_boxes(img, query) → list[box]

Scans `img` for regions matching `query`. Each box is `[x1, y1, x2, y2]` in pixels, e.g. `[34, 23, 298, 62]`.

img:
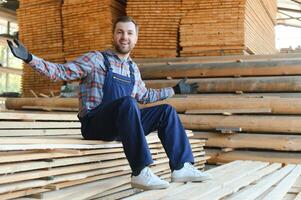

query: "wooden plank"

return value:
[144, 95, 301, 115]
[161, 161, 268, 200]
[262, 165, 301, 200]
[0, 121, 80, 129]
[226, 165, 295, 200]
[139, 59, 301, 79]
[193, 132, 301, 151]
[0, 154, 128, 174]
[185, 108, 272, 114]
[0, 111, 78, 121]
[179, 114, 301, 134]
[5, 97, 78, 110]
[124, 161, 247, 200]
[8, 96, 301, 115]
[145, 76, 301, 93]
[198, 163, 282, 200]
[206, 148, 301, 164]
[0, 129, 81, 136]
[33, 175, 130, 200]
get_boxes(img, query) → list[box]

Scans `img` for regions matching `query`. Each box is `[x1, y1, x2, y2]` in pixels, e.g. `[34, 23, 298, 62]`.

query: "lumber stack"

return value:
[0, 109, 207, 199]
[62, 0, 126, 61]
[17, 0, 65, 97]
[132, 53, 301, 165]
[126, 160, 301, 200]
[126, 0, 182, 58]
[180, 0, 277, 57]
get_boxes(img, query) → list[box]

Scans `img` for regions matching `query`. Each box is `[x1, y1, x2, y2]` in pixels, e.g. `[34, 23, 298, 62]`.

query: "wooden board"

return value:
[126, 160, 301, 200]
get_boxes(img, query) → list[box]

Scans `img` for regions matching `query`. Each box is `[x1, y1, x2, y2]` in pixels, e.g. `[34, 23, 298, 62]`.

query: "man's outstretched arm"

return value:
[7, 39, 95, 81]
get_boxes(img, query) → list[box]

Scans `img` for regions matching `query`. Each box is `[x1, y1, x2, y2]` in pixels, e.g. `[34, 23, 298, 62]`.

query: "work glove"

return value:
[173, 78, 199, 94]
[7, 39, 32, 63]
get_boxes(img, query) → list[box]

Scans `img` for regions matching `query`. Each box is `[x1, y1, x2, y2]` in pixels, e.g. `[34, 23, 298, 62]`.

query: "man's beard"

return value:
[114, 43, 133, 54]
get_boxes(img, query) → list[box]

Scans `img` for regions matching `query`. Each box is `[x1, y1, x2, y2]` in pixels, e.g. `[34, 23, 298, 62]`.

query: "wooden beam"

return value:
[185, 108, 272, 115]
[8, 96, 301, 115]
[206, 148, 301, 164]
[179, 114, 301, 133]
[5, 98, 78, 110]
[193, 132, 301, 151]
[140, 59, 301, 79]
[145, 76, 301, 93]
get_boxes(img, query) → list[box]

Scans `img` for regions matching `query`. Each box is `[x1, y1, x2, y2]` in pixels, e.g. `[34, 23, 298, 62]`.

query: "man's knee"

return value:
[161, 104, 177, 114]
[119, 96, 138, 109]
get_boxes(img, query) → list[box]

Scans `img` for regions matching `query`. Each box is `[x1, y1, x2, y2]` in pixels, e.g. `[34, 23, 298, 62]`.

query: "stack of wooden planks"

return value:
[0, 109, 207, 199]
[62, 0, 126, 61]
[125, 160, 301, 200]
[6, 53, 301, 165]
[134, 53, 301, 165]
[180, 0, 277, 57]
[126, 0, 182, 58]
[17, 0, 65, 97]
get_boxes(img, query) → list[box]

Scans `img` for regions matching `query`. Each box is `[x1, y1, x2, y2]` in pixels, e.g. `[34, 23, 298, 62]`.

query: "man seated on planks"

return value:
[7, 16, 211, 190]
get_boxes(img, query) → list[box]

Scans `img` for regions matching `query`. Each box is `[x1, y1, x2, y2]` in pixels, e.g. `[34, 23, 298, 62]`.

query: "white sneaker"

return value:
[131, 167, 170, 190]
[171, 162, 213, 182]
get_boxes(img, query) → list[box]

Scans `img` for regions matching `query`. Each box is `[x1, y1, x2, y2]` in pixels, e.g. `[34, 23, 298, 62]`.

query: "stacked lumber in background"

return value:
[126, 160, 301, 200]
[134, 53, 301, 165]
[62, 0, 126, 61]
[180, 0, 277, 57]
[126, 0, 182, 58]
[0, 108, 207, 199]
[17, 0, 65, 97]
[281, 46, 301, 54]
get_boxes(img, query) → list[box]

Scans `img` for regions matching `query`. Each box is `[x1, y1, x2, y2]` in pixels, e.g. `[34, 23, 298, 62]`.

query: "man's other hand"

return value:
[173, 78, 199, 94]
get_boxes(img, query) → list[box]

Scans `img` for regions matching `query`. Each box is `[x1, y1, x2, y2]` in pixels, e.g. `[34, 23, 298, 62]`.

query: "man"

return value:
[8, 16, 212, 190]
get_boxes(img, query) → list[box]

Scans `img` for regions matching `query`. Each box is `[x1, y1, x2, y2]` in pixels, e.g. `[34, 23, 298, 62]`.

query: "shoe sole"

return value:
[171, 177, 212, 182]
[131, 183, 169, 190]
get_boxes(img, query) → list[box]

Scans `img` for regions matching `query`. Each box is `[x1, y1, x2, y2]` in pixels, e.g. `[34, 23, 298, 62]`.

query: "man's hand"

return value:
[173, 78, 199, 94]
[7, 39, 32, 63]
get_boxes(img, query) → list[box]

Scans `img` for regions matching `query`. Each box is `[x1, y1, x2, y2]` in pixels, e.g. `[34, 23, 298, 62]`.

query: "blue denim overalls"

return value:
[80, 52, 194, 172]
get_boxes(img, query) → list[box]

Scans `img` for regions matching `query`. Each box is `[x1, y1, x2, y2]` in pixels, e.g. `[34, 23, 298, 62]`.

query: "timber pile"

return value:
[17, 0, 65, 97]
[62, 0, 126, 61]
[126, 0, 182, 58]
[126, 160, 301, 200]
[281, 47, 301, 54]
[180, 0, 277, 56]
[134, 53, 301, 165]
[0, 109, 206, 199]
[6, 53, 301, 165]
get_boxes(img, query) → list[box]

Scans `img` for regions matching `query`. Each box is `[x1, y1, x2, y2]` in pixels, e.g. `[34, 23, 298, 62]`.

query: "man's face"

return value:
[113, 21, 138, 55]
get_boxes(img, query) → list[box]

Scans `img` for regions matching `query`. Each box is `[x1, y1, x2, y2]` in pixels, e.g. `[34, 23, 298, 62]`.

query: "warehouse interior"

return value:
[1, 0, 301, 199]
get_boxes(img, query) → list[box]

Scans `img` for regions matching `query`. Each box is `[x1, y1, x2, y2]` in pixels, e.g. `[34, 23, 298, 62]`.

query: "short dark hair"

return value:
[113, 16, 139, 33]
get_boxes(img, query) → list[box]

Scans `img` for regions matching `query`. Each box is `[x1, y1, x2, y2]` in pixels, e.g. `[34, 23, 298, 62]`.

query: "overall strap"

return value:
[101, 52, 112, 71]
[128, 62, 135, 84]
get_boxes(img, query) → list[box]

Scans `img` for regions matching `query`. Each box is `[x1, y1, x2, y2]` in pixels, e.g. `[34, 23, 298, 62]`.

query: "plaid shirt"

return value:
[29, 49, 174, 117]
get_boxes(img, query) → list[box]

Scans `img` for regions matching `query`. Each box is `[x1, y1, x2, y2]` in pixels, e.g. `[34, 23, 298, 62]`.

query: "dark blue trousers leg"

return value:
[81, 96, 153, 172]
[141, 104, 194, 171]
